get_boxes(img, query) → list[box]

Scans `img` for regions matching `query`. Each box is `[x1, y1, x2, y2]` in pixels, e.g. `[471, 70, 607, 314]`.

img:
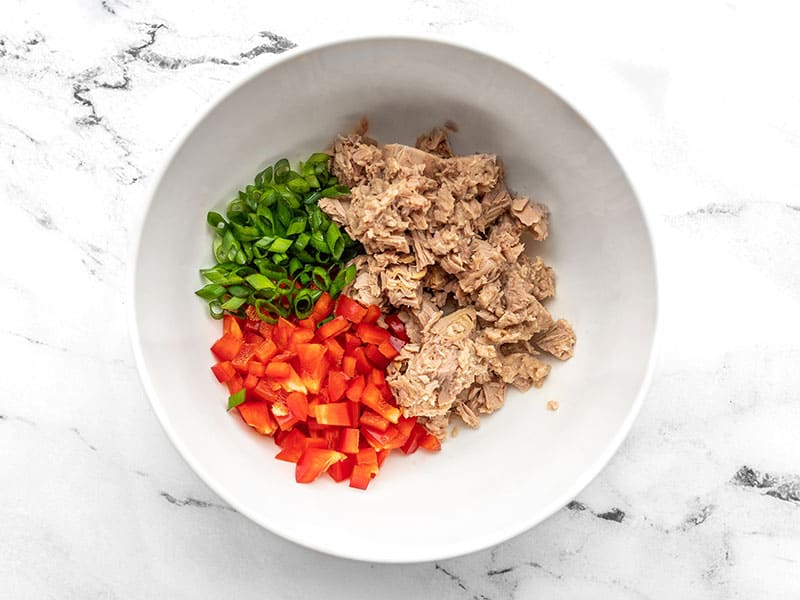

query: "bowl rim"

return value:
[128, 33, 662, 563]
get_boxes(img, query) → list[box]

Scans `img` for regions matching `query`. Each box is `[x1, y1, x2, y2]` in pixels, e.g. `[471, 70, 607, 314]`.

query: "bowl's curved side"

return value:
[129, 35, 660, 563]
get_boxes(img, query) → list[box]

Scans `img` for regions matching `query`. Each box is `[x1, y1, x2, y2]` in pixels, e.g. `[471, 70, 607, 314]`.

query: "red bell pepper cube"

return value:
[361, 382, 401, 424]
[327, 455, 355, 482]
[297, 317, 316, 330]
[351, 347, 372, 375]
[311, 291, 334, 322]
[342, 355, 357, 378]
[211, 361, 236, 383]
[420, 432, 442, 451]
[295, 447, 346, 483]
[243, 373, 259, 389]
[211, 332, 242, 361]
[338, 428, 360, 454]
[327, 370, 348, 403]
[254, 339, 278, 363]
[377, 449, 391, 467]
[345, 375, 365, 403]
[274, 317, 296, 348]
[362, 304, 381, 325]
[377, 339, 400, 360]
[364, 344, 391, 369]
[315, 403, 352, 427]
[359, 409, 390, 432]
[225, 374, 244, 395]
[223, 314, 243, 340]
[322, 337, 345, 367]
[335, 295, 368, 323]
[356, 322, 390, 346]
[343, 333, 361, 351]
[316, 315, 350, 340]
[401, 423, 428, 455]
[236, 401, 277, 436]
[296, 343, 327, 372]
[285, 391, 309, 421]
[361, 424, 399, 451]
[349, 463, 377, 490]
[384, 314, 409, 342]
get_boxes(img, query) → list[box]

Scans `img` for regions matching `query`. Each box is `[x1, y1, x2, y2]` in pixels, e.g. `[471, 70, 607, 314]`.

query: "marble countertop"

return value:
[3, 0, 800, 597]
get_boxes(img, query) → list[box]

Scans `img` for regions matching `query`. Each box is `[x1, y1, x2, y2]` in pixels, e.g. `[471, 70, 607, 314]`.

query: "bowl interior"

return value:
[133, 38, 657, 562]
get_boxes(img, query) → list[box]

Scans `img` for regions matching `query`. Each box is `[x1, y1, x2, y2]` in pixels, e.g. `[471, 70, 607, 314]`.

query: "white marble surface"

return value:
[2, 0, 800, 597]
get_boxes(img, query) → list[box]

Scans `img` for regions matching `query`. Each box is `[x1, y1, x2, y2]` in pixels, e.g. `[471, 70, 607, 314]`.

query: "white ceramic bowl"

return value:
[131, 37, 658, 562]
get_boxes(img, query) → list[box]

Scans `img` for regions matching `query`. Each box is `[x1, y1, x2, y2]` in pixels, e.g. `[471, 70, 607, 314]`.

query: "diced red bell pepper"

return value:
[258, 321, 274, 339]
[272, 404, 300, 431]
[322, 337, 344, 367]
[356, 322, 391, 346]
[377, 449, 391, 467]
[243, 373, 259, 389]
[247, 362, 266, 377]
[339, 428, 360, 454]
[361, 382, 401, 424]
[315, 403, 352, 427]
[274, 317, 296, 348]
[311, 291, 334, 322]
[236, 401, 277, 436]
[335, 295, 368, 323]
[316, 315, 350, 340]
[384, 314, 409, 342]
[342, 355, 357, 378]
[377, 339, 400, 360]
[401, 423, 428, 454]
[324, 428, 340, 449]
[285, 391, 309, 421]
[264, 361, 291, 379]
[225, 374, 244, 395]
[223, 314, 243, 340]
[301, 358, 329, 395]
[211, 333, 243, 361]
[349, 463, 377, 489]
[254, 339, 278, 362]
[364, 344, 391, 369]
[420, 432, 442, 451]
[369, 368, 386, 387]
[328, 455, 355, 482]
[343, 333, 361, 351]
[231, 342, 259, 372]
[361, 424, 399, 451]
[327, 370, 348, 403]
[362, 304, 381, 325]
[244, 332, 264, 344]
[296, 343, 327, 373]
[386, 416, 416, 449]
[347, 400, 360, 429]
[211, 361, 236, 383]
[290, 328, 315, 349]
[351, 347, 372, 375]
[252, 379, 280, 403]
[295, 447, 346, 483]
[345, 375, 365, 403]
[274, 428, 307, 462]
[357, 446, 378, 466]
[297, 317, 316, 330]
[360, 409, 390, 432]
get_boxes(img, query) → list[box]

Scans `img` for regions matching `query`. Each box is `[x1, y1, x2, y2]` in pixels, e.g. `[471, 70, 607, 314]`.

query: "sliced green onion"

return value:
[269, 237, 293, 253]
[309, 230, 329, 254]
[209, 300, 225, 319]
[292, 288, 316, 319]
[195, 284, 226, 300]
[245, 273, 274, 291]
[326, 222, 345, 260]
[285, 216, 307, 237]
[273, 158, 291, 184]
[227, 388, 246, 410]
[221, 296, 247, 311]
[311, 266, 330, 290]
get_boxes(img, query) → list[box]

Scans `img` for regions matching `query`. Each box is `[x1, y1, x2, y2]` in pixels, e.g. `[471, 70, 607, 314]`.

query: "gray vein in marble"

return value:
[566, 500, 625, 522]
[732, 465, 800, 504]
[434, 563, 468, 591]
[159, 491, 235, 512]
[70, 427, 98, 452]
[682, 202, 744, 218]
